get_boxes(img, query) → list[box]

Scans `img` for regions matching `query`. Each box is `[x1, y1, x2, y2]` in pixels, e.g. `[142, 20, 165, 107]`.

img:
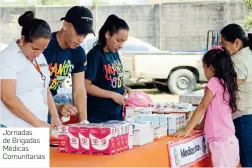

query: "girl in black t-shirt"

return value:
[85, 15, 132, 123]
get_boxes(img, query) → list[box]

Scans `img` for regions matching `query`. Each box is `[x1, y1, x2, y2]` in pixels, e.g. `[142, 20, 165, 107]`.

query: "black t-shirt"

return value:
[85, 45, 125, 123]
[43, 32, 87, 96]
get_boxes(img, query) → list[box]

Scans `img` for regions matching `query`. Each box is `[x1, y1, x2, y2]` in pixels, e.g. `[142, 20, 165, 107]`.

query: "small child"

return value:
[174, 46, 240, 167]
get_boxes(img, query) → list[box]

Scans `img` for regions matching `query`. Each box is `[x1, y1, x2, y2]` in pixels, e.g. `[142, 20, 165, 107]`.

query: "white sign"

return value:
[168, 133, 209, 168]
[0, 128, 49, 168]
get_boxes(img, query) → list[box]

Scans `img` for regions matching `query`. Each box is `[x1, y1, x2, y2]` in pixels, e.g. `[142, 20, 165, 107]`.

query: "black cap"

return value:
[60, 6, 94, 35]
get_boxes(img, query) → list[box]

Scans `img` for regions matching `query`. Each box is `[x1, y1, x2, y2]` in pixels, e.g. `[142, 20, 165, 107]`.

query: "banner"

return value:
[0, 128, 49, 168]
[167, 133, 209, 167]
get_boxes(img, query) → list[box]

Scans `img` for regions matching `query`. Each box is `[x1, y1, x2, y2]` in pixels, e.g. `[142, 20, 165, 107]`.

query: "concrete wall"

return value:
[0, 7, 35, 44]
[0, 1, 246, 51]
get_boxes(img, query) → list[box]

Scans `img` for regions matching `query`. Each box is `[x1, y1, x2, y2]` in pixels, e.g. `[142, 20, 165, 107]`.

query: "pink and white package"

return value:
[105, 122, 130, 152]
[58, 124, 79, 153]
[58, 122, 132, 155]
[79, 125, 90, 154]
[89, 126, 101, 154]
[99, 126, 116, 155]
[123, 124, 130, 151]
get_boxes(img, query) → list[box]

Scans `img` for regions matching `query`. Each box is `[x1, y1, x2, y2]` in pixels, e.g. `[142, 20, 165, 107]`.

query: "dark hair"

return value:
[95, 14, 129, 48]
[221, 23, 252, 51]
[18, 11, 51, 42]
[203, 47, 238, 113]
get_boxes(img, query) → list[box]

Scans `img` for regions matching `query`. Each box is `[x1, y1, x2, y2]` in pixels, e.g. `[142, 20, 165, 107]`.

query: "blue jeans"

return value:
[234, 115, 252, 167]
[0, 124, 6, 128]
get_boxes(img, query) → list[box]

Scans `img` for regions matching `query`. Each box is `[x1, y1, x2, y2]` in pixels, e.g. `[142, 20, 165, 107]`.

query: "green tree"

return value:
[244, 0, 252, 30]
[92, 0, 100, 6]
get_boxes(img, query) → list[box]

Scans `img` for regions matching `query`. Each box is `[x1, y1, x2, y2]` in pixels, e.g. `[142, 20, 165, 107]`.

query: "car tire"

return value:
[168, 69, 196, 95]
[154, 82, 169, 93]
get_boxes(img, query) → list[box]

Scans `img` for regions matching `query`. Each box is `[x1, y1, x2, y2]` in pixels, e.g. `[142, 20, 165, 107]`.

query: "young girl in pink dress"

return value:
[174, 46, 240, 167]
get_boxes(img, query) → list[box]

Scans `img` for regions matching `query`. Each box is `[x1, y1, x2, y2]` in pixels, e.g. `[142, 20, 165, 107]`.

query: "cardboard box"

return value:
[154, 126, 167, 139]
[166, 114, 178, 135]
[124, 106, 135, 117]
[58, 125, 79, 154]
[128, 124, 134, 150]
[99, 126, 116, 155]
[58, 125, 69, 153]
[133, 122, 154, 146]
[89, 126, 101, 154]
[79, 125, 90, 154]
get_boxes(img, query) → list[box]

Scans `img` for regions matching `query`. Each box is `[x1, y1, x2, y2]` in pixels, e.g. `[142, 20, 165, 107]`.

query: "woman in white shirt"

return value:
[220, 24, 252, 167]
[0, 11, 62, 128]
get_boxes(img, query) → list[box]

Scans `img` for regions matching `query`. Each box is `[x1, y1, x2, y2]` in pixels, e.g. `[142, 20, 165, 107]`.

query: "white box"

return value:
[166, 114, 179, 135]
[138, 107, 153, 114]
[166, 114, 187, 135]
[158, 115, 169, 127]
[133, 123, 154, 146]
[136, 114, 160, 128]
[154, 126, 167, 139]
[125, 107, 135, 117]
[174, 113, 186, 129]
[128, 124, 134, 149]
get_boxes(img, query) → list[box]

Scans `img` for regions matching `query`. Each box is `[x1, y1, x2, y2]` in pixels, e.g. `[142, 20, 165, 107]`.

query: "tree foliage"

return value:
[244, 0, 252, 30]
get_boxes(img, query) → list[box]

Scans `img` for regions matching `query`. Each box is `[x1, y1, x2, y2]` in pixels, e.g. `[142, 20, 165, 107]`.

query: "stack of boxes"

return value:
[57, 101, 194, 154]
[58, 122, 134, 155]
[124, 102, 189, 138]
[134, 113, 186, 136]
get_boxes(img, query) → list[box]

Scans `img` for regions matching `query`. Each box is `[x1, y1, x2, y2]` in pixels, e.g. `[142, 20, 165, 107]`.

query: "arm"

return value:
[1, 79, 49, 127]
[174, 88, 214, 137]
[85, 79, 125, 105]
[72, 72, 87, 122]
[233, 59, 247, 86]
[124, 85, 132, 96]
[54, 104, 63, 114]
[194, 115, 206, 130]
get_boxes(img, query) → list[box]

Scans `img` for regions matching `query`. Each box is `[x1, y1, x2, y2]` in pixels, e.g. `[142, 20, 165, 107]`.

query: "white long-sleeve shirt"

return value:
[0, 40, 50, 127]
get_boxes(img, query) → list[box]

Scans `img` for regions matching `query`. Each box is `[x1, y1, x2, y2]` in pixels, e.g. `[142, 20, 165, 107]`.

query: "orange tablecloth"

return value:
[50, 132, 212, 167]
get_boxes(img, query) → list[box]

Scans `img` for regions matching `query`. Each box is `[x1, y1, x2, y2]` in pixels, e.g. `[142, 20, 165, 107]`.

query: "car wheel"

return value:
[168, 69, 196, 95]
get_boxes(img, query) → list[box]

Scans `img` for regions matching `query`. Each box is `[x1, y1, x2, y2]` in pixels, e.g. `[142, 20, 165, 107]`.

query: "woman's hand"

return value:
[50, 116, 62, 128]
[124, 86, 132, 96]
[111, 92, 126, 106]
[59, 104, 78, 117]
